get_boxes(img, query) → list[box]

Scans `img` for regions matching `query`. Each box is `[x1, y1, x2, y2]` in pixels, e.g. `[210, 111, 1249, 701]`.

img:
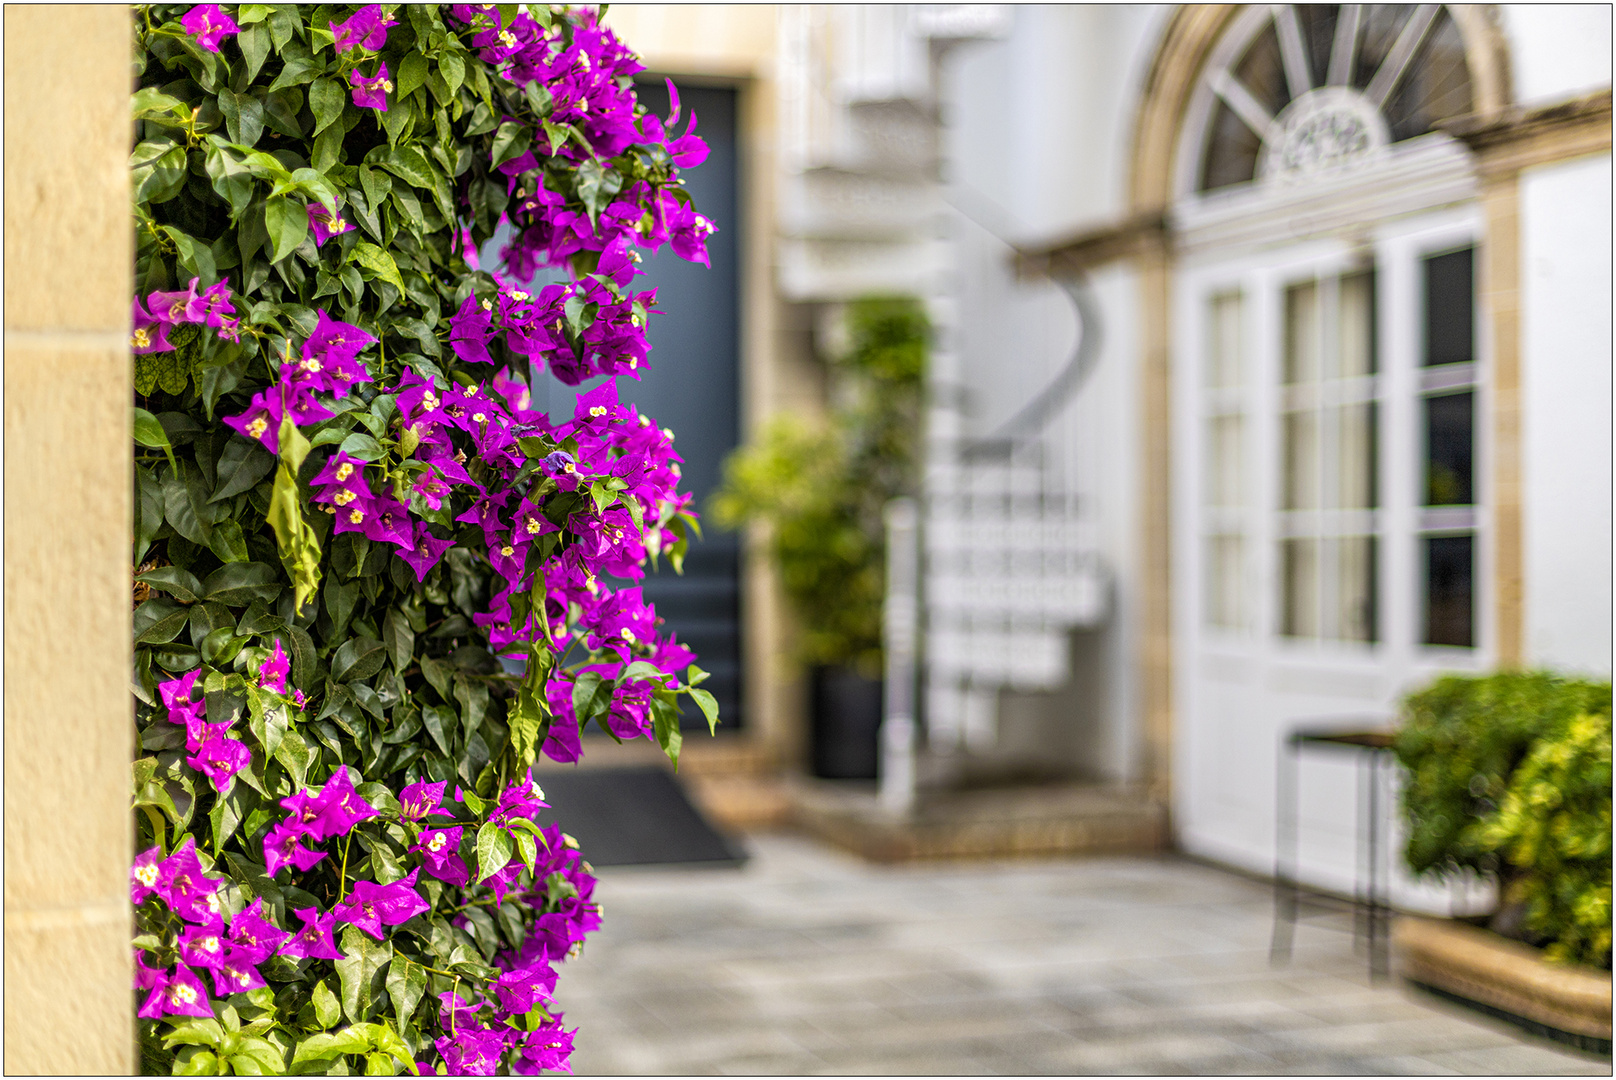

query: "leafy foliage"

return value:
[129, 3, 720, 1073]
[710, 298, 927, 675]
[1395, 671, 1612, 967]
[1474, 710, 1613, 968]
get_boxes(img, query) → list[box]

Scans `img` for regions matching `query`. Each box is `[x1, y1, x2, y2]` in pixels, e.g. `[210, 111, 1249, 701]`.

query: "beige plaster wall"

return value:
[4, 5, 136, 1073]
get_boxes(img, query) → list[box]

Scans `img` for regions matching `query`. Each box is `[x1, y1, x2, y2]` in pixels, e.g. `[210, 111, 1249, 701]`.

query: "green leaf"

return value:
[202, 562, 282, 606]
[268, 56, 323, 92]
[396, 52, 430, 100]
[206, 517, 250, 564]
[308, 77, 346, 136]
[312, 980, 342, 1029]
[162, 226, 218, 284]
[475, 821, 514, 882]
[134, 598, 190, 646]
[239, 20, 271, 81]
[515, 828, 537, 874]
[133, 407, 177, 473]
[490, 121, 532, 169]
[688, 687, 719, 733]
[290, 1027, 372, 1064]
[162, 1018, 226, 1049]
[334, 925, 392, 1025]
[331, 636, 387, 683]
[382, 607, 414, 675]
[438, 51, 466, 96]
[350, 242, 405, 294]
[420, 704, 453, 755]
[163, 462, 214, 546]
[384, 955, 428, 1026]
[652, 697, 683, 768]
[274, 729, 312, 787]
[572, 671, 607, 720]
[132, 139, 187, 204]
[172, 1049, 218, 1076]
[210, 438, 276, 502]
[217, 88, 265, 147]
[264, 195, 309, 262]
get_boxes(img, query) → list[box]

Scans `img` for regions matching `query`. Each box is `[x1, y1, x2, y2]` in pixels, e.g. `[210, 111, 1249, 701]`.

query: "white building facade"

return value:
[770, 3, 1611, 899]
[612, 4, 1611, 897]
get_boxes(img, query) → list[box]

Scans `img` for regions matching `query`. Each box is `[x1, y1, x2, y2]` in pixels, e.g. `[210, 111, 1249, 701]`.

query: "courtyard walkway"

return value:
[553, 833, 1608, 1075]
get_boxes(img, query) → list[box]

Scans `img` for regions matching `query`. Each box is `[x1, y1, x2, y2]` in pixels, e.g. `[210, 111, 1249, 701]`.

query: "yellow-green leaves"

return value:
[351, 241, 405, 295]
[265, 412, 322, 613]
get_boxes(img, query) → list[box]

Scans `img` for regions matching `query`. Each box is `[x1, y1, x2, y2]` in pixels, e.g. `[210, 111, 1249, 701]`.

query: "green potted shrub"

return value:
[1395, 670, 1613, 966]
[711, 298, 927, 779]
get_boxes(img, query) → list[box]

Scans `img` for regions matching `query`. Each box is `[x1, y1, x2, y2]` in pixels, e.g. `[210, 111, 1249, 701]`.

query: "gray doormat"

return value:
[533, 766, 747, 868]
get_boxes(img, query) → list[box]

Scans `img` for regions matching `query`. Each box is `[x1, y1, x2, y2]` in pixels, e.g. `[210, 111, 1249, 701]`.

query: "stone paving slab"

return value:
[551, 833, 1610, 1075]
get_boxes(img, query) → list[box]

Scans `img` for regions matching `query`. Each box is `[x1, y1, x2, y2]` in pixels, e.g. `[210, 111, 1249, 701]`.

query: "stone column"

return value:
[4, 5, 136, 1073]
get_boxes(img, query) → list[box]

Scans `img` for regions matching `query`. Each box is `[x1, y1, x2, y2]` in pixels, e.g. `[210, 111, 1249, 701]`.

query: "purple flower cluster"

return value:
[132, 276, 238, 354]
[263, 766, 380, 877]
[441, 6, 717, 275]
[225, 310, 375, 454]
[180, 4, 239, 53]
[408, 774, 600, 1076]
[132, 838, 274, 1016]
[158, 669, 251, 795]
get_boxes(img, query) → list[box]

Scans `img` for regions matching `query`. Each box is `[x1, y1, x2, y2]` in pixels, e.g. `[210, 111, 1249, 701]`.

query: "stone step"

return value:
[788, 779, 1168, 863]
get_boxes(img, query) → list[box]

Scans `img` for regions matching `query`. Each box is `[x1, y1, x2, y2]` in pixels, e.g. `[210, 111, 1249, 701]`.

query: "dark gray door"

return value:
[485, 81, 743, 731]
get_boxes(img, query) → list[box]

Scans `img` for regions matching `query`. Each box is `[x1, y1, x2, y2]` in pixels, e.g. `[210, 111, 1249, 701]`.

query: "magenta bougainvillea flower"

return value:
[493, 961, 558, 1015]
[348, 62, 393, 111]
[330, 4, 397, 53]
[186, 734, 251, 795]
[279, 907, 345, 961]
[257, 638, 290, 695]
[306, 203, 355, 247]
[211, 950, 269, 996]
[412, 826, 469, 888]
[262, 821, 328, 878]
[512, 1018, 578, 1075]
[130, 9, 731, 1072]
[176, 925, 228, 969]
[399, 780, 451, 823]
[228, 899, 290, 963]
[333, 869, 431, 939]
[159, 838, 226, 929]
[131, 845, 166, 905]
[130, 298, 174, 354]
[180, 4, 238, 52]
[139, 963, 214, 1019]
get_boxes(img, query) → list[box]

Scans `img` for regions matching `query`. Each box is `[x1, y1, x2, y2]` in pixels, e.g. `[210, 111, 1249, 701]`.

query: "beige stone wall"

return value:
[4, 5, 136, 1073]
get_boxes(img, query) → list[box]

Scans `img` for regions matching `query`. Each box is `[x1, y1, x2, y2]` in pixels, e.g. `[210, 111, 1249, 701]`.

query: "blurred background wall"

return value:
[611, 3, 1610, 905]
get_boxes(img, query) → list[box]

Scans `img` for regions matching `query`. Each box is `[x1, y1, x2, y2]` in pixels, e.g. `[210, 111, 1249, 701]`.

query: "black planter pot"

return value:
[809, 666, 883, 780]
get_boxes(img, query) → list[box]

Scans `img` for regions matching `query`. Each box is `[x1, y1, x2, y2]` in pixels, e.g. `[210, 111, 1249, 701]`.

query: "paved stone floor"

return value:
[551, 833, 1610, 1076]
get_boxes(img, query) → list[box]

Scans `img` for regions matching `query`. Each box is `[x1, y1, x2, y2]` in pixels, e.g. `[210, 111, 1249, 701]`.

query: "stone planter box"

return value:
[1394, 915, 1612, 1053]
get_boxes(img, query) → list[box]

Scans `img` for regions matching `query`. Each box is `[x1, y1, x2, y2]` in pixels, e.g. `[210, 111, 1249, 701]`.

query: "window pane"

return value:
[1330, 401, 1378, 509]
[1424, 534, 1475, 647]
[1283, 410, 1319, 509]
[1206, 535, 1245, 630]
[1423, 247, 1474, 367]
[1338, 269, 1376, 377]
[1281, 538, 1319, 638]
[1285, 281, 1320, 384]
[1332, 535, 1378, 643]
[1209, 414, 1244, 508]
[1425, 390, 1474, 505]
[1209, 291, 1243, 388]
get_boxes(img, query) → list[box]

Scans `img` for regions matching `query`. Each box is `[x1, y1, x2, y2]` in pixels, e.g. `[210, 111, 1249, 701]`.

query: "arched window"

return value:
[1190, 5, 1473, 193]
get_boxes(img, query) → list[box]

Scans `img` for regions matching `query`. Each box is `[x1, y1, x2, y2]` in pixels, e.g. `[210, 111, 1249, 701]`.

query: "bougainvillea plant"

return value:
[129, 4, 718, 1073]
